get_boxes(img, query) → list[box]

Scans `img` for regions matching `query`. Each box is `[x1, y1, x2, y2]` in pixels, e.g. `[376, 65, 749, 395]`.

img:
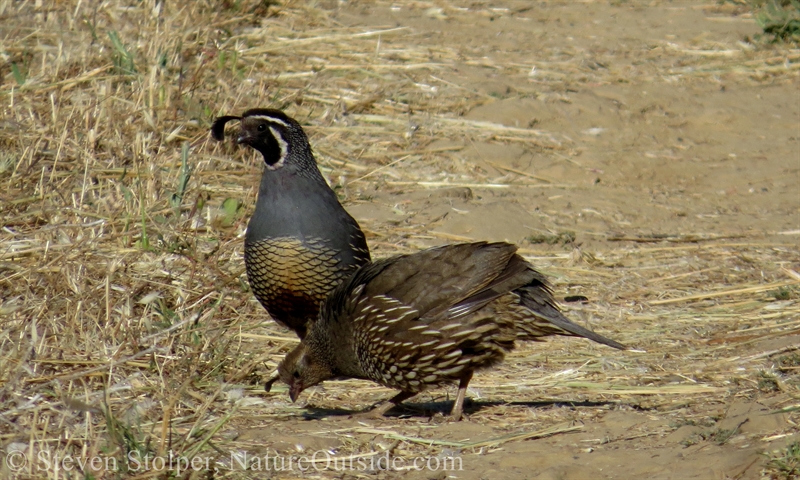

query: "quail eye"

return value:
[292, 371, 300, 378]
[257, 123, 267, 132]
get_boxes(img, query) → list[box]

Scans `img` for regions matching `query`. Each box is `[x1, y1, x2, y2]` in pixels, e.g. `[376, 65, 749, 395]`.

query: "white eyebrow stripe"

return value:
[247, 115, 290, 128]
[267, 126, 288, 169]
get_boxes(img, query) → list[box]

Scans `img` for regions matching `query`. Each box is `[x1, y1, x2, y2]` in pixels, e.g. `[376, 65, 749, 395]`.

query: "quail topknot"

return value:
[212, 109, 371, 389]
[278, 242, 628, 420]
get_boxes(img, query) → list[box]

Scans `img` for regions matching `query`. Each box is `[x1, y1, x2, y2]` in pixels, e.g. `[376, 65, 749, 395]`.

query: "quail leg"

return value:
[358, 391, 417, 418]
[450, 371, 474, 421]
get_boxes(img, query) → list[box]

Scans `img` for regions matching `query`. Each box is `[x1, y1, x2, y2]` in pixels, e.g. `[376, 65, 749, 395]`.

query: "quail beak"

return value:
[236, 134, 253, 146]
[289, 382, 302, 403]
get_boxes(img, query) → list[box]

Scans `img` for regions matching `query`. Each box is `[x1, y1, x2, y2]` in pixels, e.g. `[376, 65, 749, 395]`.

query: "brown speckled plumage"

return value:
[278, 242, 627, 420]
[212, 109, 370, 387]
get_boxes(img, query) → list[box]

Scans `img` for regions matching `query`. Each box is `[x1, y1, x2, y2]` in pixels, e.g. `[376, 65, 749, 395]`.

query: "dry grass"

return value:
[1, 0, 799, 479]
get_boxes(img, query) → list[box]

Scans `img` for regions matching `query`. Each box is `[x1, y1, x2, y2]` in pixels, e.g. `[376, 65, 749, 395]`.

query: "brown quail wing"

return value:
[357, 242, 518, 317]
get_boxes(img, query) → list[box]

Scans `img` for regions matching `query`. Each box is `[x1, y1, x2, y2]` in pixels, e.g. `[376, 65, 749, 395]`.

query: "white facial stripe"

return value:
[247, 115, 290, 128]
[265, 125, 288, 170]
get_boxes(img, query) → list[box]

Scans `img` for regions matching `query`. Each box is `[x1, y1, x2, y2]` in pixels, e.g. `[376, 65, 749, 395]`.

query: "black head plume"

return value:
[211, 115, 241, 141]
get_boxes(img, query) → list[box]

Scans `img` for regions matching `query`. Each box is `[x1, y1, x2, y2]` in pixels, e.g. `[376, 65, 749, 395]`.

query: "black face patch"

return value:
[245, 120, 288, 167]
[260, 125, 283, 165]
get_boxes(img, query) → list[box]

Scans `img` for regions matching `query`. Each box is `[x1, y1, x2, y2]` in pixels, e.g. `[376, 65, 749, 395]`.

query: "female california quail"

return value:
[278, 242, 627, 420]
[212, 109, 371, 388]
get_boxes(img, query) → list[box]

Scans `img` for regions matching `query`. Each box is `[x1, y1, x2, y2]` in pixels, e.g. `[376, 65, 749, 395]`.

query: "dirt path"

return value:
[230, 2, 799, 479]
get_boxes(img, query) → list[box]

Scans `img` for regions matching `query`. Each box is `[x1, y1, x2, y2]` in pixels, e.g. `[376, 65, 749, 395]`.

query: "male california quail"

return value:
[278, 242, 628, 420]
[212, 109, 371, 387]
